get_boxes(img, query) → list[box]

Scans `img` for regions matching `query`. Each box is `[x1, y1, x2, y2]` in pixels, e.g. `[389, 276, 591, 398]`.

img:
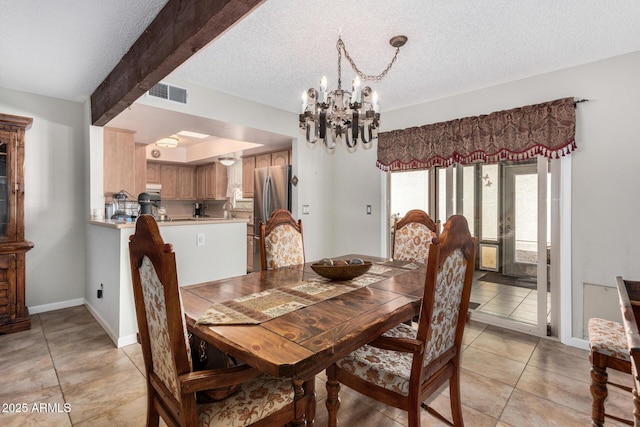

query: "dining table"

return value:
[180, 254, 427, 426]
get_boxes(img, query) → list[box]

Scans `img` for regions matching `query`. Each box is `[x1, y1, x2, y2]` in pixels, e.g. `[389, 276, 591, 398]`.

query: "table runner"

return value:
[195, 262, 418, 326]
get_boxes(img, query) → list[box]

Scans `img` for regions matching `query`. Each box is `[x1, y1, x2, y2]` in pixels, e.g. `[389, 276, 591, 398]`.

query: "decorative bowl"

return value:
[310, 261, 372, 280]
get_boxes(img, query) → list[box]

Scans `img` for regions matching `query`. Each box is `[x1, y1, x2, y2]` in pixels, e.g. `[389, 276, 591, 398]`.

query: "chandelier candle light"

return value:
[299, 35, 407, 151]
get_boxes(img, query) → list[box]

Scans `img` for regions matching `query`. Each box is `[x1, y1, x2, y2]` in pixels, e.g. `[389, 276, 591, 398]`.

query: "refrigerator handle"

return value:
[263, 175, 271, 222]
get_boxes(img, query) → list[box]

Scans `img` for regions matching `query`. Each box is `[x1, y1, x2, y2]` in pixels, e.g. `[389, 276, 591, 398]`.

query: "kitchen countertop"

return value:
[88, 217, 249, 229]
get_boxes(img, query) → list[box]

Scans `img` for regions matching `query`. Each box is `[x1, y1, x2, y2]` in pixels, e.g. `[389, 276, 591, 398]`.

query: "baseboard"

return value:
[83, 300, 138, 348]
[28, 298, 84, 314]
[117, 333, 139, 348]
[83, 300, 119, 346]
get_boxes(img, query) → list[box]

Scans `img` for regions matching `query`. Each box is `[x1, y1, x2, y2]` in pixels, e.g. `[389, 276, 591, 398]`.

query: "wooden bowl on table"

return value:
[310, 259, 372, 280]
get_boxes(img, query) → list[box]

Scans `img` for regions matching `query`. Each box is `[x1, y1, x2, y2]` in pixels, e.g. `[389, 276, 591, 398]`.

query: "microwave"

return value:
[145, 183, 162, 202]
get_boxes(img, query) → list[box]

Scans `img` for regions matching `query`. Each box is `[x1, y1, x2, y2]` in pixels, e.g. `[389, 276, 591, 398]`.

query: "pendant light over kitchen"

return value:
[155, 136, 179, 148]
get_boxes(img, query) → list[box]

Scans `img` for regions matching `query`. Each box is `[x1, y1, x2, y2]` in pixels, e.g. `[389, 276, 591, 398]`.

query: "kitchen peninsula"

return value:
[86, 217, 248, 347]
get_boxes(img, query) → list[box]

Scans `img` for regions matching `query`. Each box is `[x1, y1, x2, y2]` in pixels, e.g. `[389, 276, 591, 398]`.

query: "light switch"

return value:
[302, 205, 310, 215]
[366, 205, 372, 215]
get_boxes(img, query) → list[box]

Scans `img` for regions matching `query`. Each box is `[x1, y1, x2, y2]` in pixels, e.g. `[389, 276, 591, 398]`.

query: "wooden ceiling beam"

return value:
[90, 0, 265, 126]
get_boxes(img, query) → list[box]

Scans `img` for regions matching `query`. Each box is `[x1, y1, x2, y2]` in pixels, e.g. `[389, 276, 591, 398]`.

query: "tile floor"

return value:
[0, 305, 634, 426]
[470, 275, 551, 325]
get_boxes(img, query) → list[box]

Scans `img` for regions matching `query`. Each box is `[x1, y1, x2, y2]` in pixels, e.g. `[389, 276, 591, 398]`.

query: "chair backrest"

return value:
[128, 216, 194, 421]
[259, 209, 304, 271]
[392, 209, 440, 264]
[415, 215, 476, 368]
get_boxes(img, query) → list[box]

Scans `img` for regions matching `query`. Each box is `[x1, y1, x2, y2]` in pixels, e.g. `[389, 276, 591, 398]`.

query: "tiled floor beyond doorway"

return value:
[0, 305, 634, 426]
[470, 272, 551, 325]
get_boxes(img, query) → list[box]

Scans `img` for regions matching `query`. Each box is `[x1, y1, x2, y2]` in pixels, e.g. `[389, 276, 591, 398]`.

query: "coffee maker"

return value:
[111, 191, 128, 220]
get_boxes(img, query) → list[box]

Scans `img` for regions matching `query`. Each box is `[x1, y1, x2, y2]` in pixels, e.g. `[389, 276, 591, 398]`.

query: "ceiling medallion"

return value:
[299, 35, 407, 152]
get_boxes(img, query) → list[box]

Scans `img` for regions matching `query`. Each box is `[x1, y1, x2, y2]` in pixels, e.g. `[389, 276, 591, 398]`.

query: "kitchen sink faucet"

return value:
[223, 202, 235, 219]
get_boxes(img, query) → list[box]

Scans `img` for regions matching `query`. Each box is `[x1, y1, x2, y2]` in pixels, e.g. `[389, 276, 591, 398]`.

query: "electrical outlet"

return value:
[97, 283, 103, 299]
[366, 205, 372, 215]
[302, 205, 310, 215]
[196, 233, 205, 246]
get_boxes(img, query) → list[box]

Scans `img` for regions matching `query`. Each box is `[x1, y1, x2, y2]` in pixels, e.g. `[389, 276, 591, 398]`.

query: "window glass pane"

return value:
[481, 164, 498, 241]
[390, 170, 429, 217]
[514, 174, 538, 263]
[462, 165, 475, 236]
[438, 168, 446, 223]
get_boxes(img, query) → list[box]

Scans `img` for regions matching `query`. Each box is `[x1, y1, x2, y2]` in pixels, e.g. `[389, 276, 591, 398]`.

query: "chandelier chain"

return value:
[337, 38, 401, 83]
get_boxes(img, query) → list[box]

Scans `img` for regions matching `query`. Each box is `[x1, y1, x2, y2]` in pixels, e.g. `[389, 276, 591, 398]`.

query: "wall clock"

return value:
[151, 149, 161, 159]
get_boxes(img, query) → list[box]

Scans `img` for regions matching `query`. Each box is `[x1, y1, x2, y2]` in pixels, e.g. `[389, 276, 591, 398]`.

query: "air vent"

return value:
[147, 82, 188, 104]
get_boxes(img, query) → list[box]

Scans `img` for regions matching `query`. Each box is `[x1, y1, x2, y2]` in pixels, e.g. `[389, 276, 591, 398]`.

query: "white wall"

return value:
[0, 87, 86, 311]
[329, 52, 640, 341]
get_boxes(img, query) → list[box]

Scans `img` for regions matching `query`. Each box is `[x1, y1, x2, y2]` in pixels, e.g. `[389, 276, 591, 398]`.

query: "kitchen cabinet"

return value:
[103, 127, 136, 197]
[177, 166, 196, 199]
[242, 157, 255, 198]
[255, 153, 271, 169]
[152, 164, 196, 200]
[247, 224, 254, 272]
[271, 149, 290, 166]
[134, 144, 147, 195]
[196, 166, 207, 199]
[212, 163, 227, 199]
[196, 162, 227, 200]
[0, 113, 34, 334]
[147, 162, 161, 184]
[160, 164, 178, 199]
[242, 149, 291, 198]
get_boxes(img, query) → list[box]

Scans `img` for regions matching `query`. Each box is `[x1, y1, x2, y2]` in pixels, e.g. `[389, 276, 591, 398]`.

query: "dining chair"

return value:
[392, 209, 440, 264]
[259, 209, 304, 271]
[128, 215, 305, 426]
[588, 316, 632, 426]
[325, 215, 476, 427]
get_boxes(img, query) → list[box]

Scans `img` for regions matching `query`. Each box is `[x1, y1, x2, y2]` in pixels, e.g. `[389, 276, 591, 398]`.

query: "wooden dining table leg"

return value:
[325, 364, 341, 427]
[304, 377, 316, 426]
[292, 377, 317, 426]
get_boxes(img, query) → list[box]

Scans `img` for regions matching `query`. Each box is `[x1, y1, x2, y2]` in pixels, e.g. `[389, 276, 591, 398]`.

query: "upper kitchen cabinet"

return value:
[242, 149, 291, 198]
[134, 144, 147, 195]
[147, 162, 160, 184]
[255, 153, 271, 169]
[159, 164, 178, 199]
[177, 166, 196, 200]
[159, 164, 197, 200]
[271, 149, 290, 166]
[103, 127, 146, 198]
[196, 162, 227, 200]
[242, 157, 255, 198]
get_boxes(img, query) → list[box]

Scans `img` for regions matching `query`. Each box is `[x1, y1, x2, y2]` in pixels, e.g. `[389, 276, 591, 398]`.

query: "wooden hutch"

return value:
[0, 113, 34, 333]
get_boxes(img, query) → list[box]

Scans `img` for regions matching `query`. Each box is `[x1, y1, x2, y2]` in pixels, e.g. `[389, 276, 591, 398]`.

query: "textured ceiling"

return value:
[2, 1, 640, 152]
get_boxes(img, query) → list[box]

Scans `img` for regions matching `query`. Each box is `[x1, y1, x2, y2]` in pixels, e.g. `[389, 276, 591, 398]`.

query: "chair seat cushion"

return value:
[588, 317, 630, 362]
[198, 374, 294, 427]
[335, 323, 417, 396]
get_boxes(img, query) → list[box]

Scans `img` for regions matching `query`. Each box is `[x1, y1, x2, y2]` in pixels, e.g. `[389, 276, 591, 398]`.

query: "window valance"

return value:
[376, 97, 576, 172]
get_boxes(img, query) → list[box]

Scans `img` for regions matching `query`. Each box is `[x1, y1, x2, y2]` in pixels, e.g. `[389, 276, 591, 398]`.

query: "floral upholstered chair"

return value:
[128, 216, 307, 426]
[259, 209, 304, 271]
[392, 209, 440, 264]
[325, 215, 476, 427]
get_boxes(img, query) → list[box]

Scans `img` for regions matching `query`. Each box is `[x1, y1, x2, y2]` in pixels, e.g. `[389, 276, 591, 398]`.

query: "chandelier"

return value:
[299, 35, 407, 151]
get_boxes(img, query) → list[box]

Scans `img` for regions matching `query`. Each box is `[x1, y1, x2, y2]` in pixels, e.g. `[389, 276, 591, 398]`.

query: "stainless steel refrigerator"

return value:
[253, 165, 292, 270]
